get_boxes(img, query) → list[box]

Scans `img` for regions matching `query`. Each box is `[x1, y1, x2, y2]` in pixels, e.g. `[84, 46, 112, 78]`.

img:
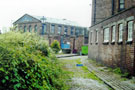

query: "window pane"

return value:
[64, 26, 68, 35]
[29, 26, 32, 32]
[71, 27, 74, 35]
[34, 25, 37, 32]
[96, 31, 98, 42]
[24, 26, 27, 32]
[119, 24, 123, 42]
[90, 32, 93, 43]
[58, 26, 62, 34]
[104, 28, 109, 42]
[51, 25, 55, 34]
[120, 0, 124, 3]
[112, 26, 115, 42]
[128, 21, 133, 41]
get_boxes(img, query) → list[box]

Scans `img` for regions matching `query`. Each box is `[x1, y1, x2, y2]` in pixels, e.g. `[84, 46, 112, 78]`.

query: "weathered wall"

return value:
[91, 0, 135, 25]
[89, 7, 135, 75]
[91, 0, 112, 25]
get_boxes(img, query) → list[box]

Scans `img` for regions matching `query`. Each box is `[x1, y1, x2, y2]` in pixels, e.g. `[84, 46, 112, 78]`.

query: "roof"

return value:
[33, 15, 81, 27]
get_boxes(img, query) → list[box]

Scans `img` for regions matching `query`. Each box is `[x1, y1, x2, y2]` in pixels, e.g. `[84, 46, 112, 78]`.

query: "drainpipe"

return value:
[93, 0, 96, 25]
[112, 0, 114, 15]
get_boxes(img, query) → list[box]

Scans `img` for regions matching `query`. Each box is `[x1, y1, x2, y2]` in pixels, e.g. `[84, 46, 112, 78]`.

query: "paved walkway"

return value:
[83, 59, 135, 90]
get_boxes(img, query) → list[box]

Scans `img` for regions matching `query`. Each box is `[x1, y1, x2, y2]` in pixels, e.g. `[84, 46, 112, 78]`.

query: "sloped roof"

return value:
[33, 15, 81, 27]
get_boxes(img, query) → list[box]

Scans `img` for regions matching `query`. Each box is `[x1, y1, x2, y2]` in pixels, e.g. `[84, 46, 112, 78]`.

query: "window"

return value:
[64, 26, 68, 35]
[34, 25, 37, 32]
[58, 26, 62, 34]
[24, 26, 27, 32]
[127, 21, 133, 41]
[104, 28, 109, 43]
[112, 26, 116, 42]
[119, 0, 125, 10]
[118, 24, 123, 42]
[51, 25, 55, 34]
[75, 28, 79, 36]
[19, 26, 22, 30]
[29, 25, 32, 32]
[42, 24, 46, 34]
[90, 32, 93, 43]
[95, 30, 98, 43]
[71, 27, 74, 35]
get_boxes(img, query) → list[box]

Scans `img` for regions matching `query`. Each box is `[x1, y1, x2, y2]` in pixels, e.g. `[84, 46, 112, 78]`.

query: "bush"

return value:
[50, 40, 61, 53]
[0, 32, 69, 90]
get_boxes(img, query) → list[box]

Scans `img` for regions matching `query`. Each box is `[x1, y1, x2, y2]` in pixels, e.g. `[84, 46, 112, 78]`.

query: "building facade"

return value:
[14, 14, 89, 53]
[89, 0, 135, 75]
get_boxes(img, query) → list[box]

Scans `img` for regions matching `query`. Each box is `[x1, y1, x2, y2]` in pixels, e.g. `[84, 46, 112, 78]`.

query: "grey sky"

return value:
[0, 0, 92, 31]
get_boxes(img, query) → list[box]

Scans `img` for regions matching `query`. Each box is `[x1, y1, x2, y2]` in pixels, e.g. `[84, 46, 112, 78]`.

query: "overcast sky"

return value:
[0, 0, 92, 31]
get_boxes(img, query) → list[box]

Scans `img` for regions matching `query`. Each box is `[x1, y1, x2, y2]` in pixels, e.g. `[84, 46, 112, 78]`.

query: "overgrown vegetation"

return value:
[0, 32, 69, 90]
[50, 40, 61, 54]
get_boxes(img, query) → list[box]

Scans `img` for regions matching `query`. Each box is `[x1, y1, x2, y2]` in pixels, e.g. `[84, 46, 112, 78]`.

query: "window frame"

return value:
[29, 25, 32, 32]
[58, 26, 62, 34]
[127, 21, 133, 42]
[119, 0, 125, 11]
[95, 30, 98, 43]
[51, 25, 55, 34]
[90, 31, 93, 44]
[111, 25, 116, 42]
[34, 25, 38, 32]
[118, 23, 123, 42]
[24, 26, 27, 32]
[64, 26, 68, 35]
[103, 28, 110, 43]
[70, 27, 74, 35]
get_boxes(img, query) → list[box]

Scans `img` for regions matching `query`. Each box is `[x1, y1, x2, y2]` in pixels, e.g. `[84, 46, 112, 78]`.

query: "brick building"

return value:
[14, 14, 89, 53]
[89, 0, 135, 75]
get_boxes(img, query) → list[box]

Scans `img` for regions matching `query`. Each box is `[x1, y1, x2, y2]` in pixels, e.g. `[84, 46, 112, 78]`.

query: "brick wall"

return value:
[89, 7, 135, 75]
[91, 0, 135, 25]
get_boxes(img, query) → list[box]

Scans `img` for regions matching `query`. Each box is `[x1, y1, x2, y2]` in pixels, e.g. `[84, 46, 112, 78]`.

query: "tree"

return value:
[51, 40, 61, 53]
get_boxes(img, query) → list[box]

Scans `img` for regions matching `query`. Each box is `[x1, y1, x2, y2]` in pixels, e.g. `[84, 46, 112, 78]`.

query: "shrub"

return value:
[50, 40, 61, 53]
[0, 32, 69, 90]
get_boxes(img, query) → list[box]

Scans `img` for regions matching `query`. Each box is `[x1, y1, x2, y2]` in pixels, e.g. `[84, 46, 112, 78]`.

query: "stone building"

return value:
[14, 14, 89, 53]
[89, 0, 135, 75]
